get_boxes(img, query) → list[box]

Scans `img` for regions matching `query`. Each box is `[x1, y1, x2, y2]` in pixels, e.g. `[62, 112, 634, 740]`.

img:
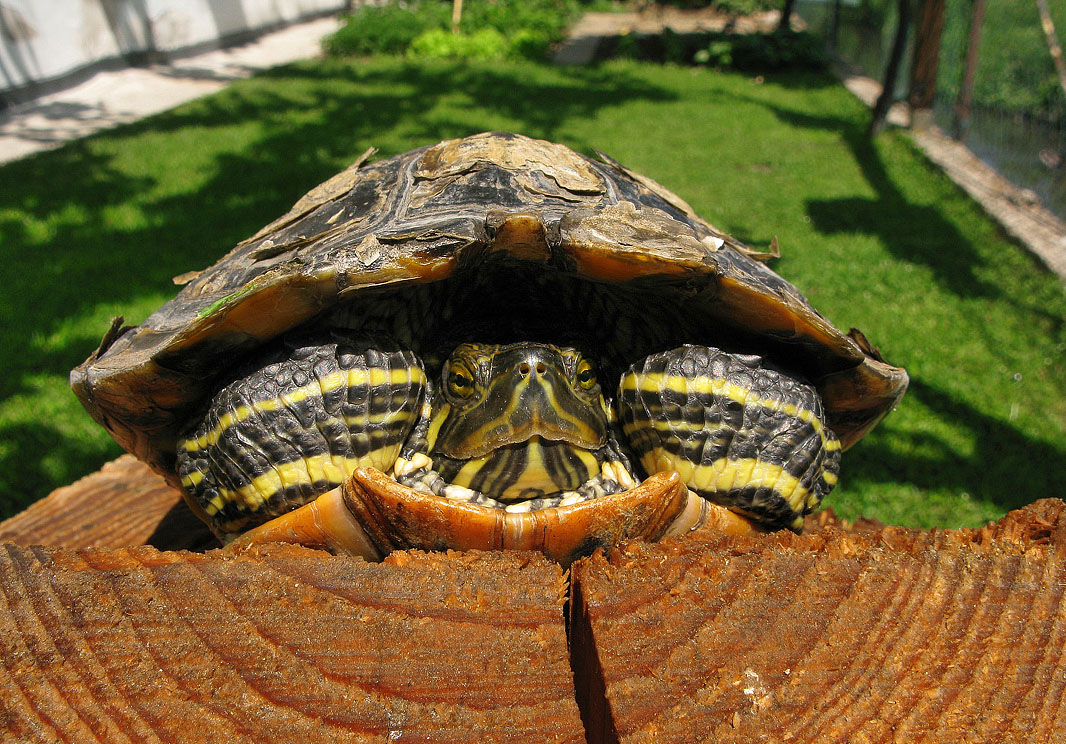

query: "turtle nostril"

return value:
[535, 362, 547, 375]
[519, 362, 531, 376]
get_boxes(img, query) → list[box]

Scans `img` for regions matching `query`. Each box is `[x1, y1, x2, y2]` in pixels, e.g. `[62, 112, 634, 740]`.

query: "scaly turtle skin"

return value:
[71, 132, 907, 563]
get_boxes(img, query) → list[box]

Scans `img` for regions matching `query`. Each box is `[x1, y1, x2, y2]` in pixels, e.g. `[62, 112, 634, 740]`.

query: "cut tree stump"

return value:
[570, 503, 1066, 743]
[2, 457, 1066, 742]
[0, 544, 582, 743]
[0, 455, 213, 551]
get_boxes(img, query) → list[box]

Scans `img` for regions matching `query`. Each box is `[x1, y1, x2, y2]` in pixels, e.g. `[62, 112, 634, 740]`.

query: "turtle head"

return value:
[430, 342, 609, 460]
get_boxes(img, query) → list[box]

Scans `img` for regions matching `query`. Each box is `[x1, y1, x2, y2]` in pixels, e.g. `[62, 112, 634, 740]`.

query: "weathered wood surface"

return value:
[2, 458, 1066, 743]
[0, 456, 213, 551]
[571, 499, 1066, 744]
[0, 544, 583, 743]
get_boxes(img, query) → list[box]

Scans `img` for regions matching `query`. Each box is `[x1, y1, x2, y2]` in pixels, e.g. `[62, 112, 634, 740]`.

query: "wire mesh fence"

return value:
[797, 0, 1066, 222]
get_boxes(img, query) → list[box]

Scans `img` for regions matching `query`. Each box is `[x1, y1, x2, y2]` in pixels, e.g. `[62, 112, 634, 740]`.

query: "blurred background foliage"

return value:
[323, 0, 583, 61]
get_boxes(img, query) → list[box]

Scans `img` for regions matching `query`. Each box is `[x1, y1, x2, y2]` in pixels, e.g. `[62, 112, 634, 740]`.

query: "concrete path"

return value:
[554, 7, 784, 65]
[909, 129, 1066, 278]
[0, 15, 341, 165]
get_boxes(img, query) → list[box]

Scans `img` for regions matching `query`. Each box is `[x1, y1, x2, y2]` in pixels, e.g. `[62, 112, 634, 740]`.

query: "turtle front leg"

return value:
[617, 345, 841, 532]
[177, 333, 427, 541]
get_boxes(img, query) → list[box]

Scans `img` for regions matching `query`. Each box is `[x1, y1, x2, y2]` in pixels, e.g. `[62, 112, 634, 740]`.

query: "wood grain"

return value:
[0, 456, 214, 551]
[0, 544, 584, 743]
[570, 499, 1066, 744]
[4, 459, 1066, 742]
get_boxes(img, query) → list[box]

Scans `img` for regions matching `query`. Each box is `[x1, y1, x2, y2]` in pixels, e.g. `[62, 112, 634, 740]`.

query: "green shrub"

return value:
[694, 39, 733, 67]
[710, 0, 778, 15]
[661, 27, 688, 65]
[464, 0, 578, 43]
[508, 28, 555, 61]
[598, 29, 827, 71]
[615, 31, 641, 60]
[322, 3, 449, 57]
[324, 0, 579, 61]
[720, 31, 828, 70]
[408, 28, 511, 61]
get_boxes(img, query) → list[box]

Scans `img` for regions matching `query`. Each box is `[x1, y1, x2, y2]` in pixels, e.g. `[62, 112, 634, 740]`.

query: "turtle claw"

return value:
[228, 484, 383, 561]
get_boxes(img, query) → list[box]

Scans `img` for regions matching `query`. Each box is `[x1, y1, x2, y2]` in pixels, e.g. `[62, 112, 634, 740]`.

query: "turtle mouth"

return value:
[393, 435, 637, 513]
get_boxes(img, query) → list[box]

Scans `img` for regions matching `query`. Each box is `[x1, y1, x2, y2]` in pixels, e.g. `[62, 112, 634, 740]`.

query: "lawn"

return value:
[1, 56, 1063, 528]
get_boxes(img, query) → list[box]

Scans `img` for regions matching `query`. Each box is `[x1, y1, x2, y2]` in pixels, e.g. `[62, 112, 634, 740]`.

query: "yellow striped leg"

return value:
[617, 345, 841, 531]
[176, 335, 426, 538]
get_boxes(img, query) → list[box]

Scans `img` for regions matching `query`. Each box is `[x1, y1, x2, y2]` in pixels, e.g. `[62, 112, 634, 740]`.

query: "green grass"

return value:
[1, 57, 1064, 528]
[936, 0, 1066, 119]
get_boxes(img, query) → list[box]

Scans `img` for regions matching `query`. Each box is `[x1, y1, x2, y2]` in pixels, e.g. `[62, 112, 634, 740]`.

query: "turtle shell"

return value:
[71, 132, 907, 503]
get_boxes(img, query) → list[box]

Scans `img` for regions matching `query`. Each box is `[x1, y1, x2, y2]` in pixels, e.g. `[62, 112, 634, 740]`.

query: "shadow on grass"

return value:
[711, 86, 1066, 519]
[794, 115, 1066, 518]
[0, 60, 676, 516]
[847, 377, 1065, 520]
[787, 111, 1002, 298]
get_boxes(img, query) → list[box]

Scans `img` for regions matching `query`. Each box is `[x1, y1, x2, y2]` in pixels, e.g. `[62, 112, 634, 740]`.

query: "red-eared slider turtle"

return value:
[71, 132, 907, 564]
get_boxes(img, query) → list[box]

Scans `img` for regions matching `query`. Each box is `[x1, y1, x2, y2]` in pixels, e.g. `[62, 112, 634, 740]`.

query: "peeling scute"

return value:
[560, 202, 713, 282]
[417, 132, 606, 197]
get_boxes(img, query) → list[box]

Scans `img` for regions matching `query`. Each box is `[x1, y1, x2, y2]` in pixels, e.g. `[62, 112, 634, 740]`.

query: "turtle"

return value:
[71, 132, 907, 564]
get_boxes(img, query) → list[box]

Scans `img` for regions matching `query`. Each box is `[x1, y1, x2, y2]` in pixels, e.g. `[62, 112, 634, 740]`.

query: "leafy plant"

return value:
[322, 3, 449, 56]
[508, 28, 556, 61]
[324, 0, 579, 61]
[600, 29, 827, 71]
[615, 31, 641, 60]
[694, 40, 733, 67]
[408, 28, 511, 61]
[710, 0, 778, 15]
[661, 28, 688, 65]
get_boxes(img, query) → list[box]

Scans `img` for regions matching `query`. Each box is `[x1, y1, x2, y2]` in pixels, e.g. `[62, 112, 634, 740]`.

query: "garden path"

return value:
[0, 15, 340, 165]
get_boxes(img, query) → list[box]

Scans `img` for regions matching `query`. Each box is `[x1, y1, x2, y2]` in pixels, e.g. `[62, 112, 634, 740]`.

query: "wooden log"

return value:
[570, 499, 1066, 743]
[4, 459, 1066, 742]
[0, 456, 214, 551]
[0, 543, 584, 743]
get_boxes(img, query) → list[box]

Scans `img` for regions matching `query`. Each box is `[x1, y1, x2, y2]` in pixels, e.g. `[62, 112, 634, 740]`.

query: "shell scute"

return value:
[415, 131, 607, 197]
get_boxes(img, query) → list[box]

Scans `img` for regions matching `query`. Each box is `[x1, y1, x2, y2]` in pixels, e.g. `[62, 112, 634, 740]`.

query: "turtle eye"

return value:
[448, 364, 474, 398]
[576, 360, 596, 390]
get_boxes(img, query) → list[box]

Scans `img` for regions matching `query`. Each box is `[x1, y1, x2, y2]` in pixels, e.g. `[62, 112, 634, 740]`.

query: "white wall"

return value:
[0, 0, 347, 95]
